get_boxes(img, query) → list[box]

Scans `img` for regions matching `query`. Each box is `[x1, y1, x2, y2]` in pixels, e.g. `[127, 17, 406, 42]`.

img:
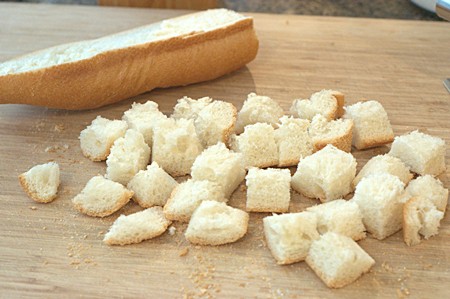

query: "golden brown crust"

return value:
[0, 17, 258, 110]
[72, 189, 133, 217]
[278, 158, 299, 168]
[220, 104, 238, 146]
[332, 91, 345, 118]
[313, 121, 353, 153]
[162, 187, 190, 223]
[403, 197, 420, 246]
[354, 133, 395, 150]
[18, 173, 57, 203]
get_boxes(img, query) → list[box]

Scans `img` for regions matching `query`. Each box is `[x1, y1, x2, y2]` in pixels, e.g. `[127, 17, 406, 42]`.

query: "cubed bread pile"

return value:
[18, 90, 448, 289]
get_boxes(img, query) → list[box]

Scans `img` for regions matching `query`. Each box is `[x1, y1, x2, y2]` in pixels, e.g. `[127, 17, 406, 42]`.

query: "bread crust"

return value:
[0, 17, 258, 110]
[354, 134, 394, 150]
[72, 189, 133, 217]
[313, 121, 353, 153]
[18, 173, 57, 203]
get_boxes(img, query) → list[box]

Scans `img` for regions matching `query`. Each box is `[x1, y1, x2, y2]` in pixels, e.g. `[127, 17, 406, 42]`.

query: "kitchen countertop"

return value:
[0, 2, 449, 298]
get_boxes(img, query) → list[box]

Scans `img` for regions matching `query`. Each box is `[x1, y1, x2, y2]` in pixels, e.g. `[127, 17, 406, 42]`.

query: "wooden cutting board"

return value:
[0, 3, 449, 298]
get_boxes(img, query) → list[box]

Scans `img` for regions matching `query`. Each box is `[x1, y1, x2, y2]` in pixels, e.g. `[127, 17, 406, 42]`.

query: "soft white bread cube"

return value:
[353, 154, 413, 188]
[309, 114, 353, 152]
[290, 89, 345, 121]
[122, 101, 167, 146]
[246, 167, 291, 212]
[152, 118, 203, 177]
[274, 116, 313, 167]
[163, 179, 227, 222]
[230, 123, 278, 169]
[235, 93, 284, 134]
[72, 175, 133, 217]
[307, 200, 366, 241]
[185, 200, 249, 246]
[106, 129, 151, 185]
[263, 212, 319, 265]
[194, 100, 237, 147]
[79, 116, 128, 161]
[405, 175, 448, 212]
[127, 162, 178, 208]
[103, 206, 172, 246]
[291, 144, 357, 202]
[403, 197, 444, 246]
[306, 232, 375, 289]
[389, 130, 446, 176]
[18, 162, 60, 203]
[171, 96, 213, 120]
[352, 173, 405, 240]
[343, 100, 394, 149]
[191, 142, 246, 198]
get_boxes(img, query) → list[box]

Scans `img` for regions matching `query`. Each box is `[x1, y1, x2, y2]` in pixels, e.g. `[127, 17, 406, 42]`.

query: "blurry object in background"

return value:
[436, 0, 450, 20]
[98, 0, 217, 9]
[411, 0, 436, 12]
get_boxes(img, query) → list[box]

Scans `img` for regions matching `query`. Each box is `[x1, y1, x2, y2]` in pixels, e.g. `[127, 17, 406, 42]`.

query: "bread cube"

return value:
[79, 116, 128, 161]
[185, 201, 249, 246]
[235, 93, 284, 134]
[122, 101, 167, 146]
[389, 130, 446, 176]
[152, 118, 203, 177]
[309, 114, 353, 152]
[246, 167, 291, 212]
[72, 175, 133, 217]
[104, 206, 172, 245]
[164, 179, 227, 222]
[230, 123, 278, 169]
[306, 199, 366, 241]
[194, 100, 237, 147]
[352, 173, 405, 240]
[353, 154, 413, 188]
[274, 116, 313, 167]
[263, 212, 319, 264]
[171, 96, 212, 120]
[191, 142, 245, 198]
[106, 129, 151, 185]
[403, 197, 444, 246]
[343, 100, 394, 149]
[18, 162, 60, 203]
[405, 175, 448, 212]
[306, 232, 375, 288]
[127, 162, 178, 208]
[290, 89, 344, 121]
[291, 144, 357, 202]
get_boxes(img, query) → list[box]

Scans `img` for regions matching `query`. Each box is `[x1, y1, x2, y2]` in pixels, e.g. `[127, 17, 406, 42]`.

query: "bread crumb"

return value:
[54, 124, 65, 132]
[169, 226, 177, 236]
[382, 262, 394, 273]
[179, 247, 189, 257]
[30, 206, 37, 210]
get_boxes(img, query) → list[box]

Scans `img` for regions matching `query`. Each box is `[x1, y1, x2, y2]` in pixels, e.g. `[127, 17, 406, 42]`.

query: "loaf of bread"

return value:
[290, 90, 344, 121]
[18, 162, 60, 203]
[0, 9, 259, 110]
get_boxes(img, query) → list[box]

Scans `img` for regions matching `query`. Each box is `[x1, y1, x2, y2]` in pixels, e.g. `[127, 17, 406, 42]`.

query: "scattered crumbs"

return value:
[97, 230, 105, 237]
[43, 260, 49, 265]
[397, 286, 410, 298]
[239, 283, 246, 288]
[54, 123, 65, 132]
[422, 263, 433, 270]
[179, 247, 189, 257]
[44, 144, 70, 153]
[382, 262, 394, 273]
[42, 226, 47, 230]
[169, 226, 176, 236]
[30, 206, 37, 210]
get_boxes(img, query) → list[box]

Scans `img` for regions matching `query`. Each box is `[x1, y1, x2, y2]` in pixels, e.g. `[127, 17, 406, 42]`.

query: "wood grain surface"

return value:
[0, 3, 449, 298]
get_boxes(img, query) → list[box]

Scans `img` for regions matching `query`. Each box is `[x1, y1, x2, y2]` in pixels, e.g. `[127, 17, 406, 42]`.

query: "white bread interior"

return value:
[18, 162, 60, 203]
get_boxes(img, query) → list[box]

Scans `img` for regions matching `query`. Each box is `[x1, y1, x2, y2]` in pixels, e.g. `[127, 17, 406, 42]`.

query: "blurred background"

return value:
[0, 0, 442, 20]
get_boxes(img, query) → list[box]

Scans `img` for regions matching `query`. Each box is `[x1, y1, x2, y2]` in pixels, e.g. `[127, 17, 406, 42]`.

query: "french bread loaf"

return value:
[0, 9, 258, 110]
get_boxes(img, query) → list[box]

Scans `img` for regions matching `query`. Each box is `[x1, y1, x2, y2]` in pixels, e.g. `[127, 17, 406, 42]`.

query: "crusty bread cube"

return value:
[230, 123, 278, 169]
[79, 116, 128, 161]
[405, 175, 448, 212]
[389, 130, 446, 176]
[103, 206, 172, 246]
[72, 175, 133, 217]
[403, 197, 444, 246]
[343, 100, 394, 149]
[263, 212, 319, 265]
[246, 167, 291, 213]
[291, 144, 357, 202]
[352, 173, 405, 240]
[235, 93, 284, 134]
[194, 100, 237, 147]
[127, 162, 178, 208]
[18, 162, 60, 203]
[309, 114, 353, 152]
[171, 96, 212, 120]
[290, 90, 345, 121]
[274, 116, 313, 167]
[152, 118, 203, 177]
[353, 154, 413, 188]
[106, 129, 151, 185]
[306, 232, 375, 289]
[191, 142, 245, 198]
[164, 179, 227, 222]
[185, 201, 249, 246]
[122, 101, 167, 146]
[307, 199, 366, 241]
